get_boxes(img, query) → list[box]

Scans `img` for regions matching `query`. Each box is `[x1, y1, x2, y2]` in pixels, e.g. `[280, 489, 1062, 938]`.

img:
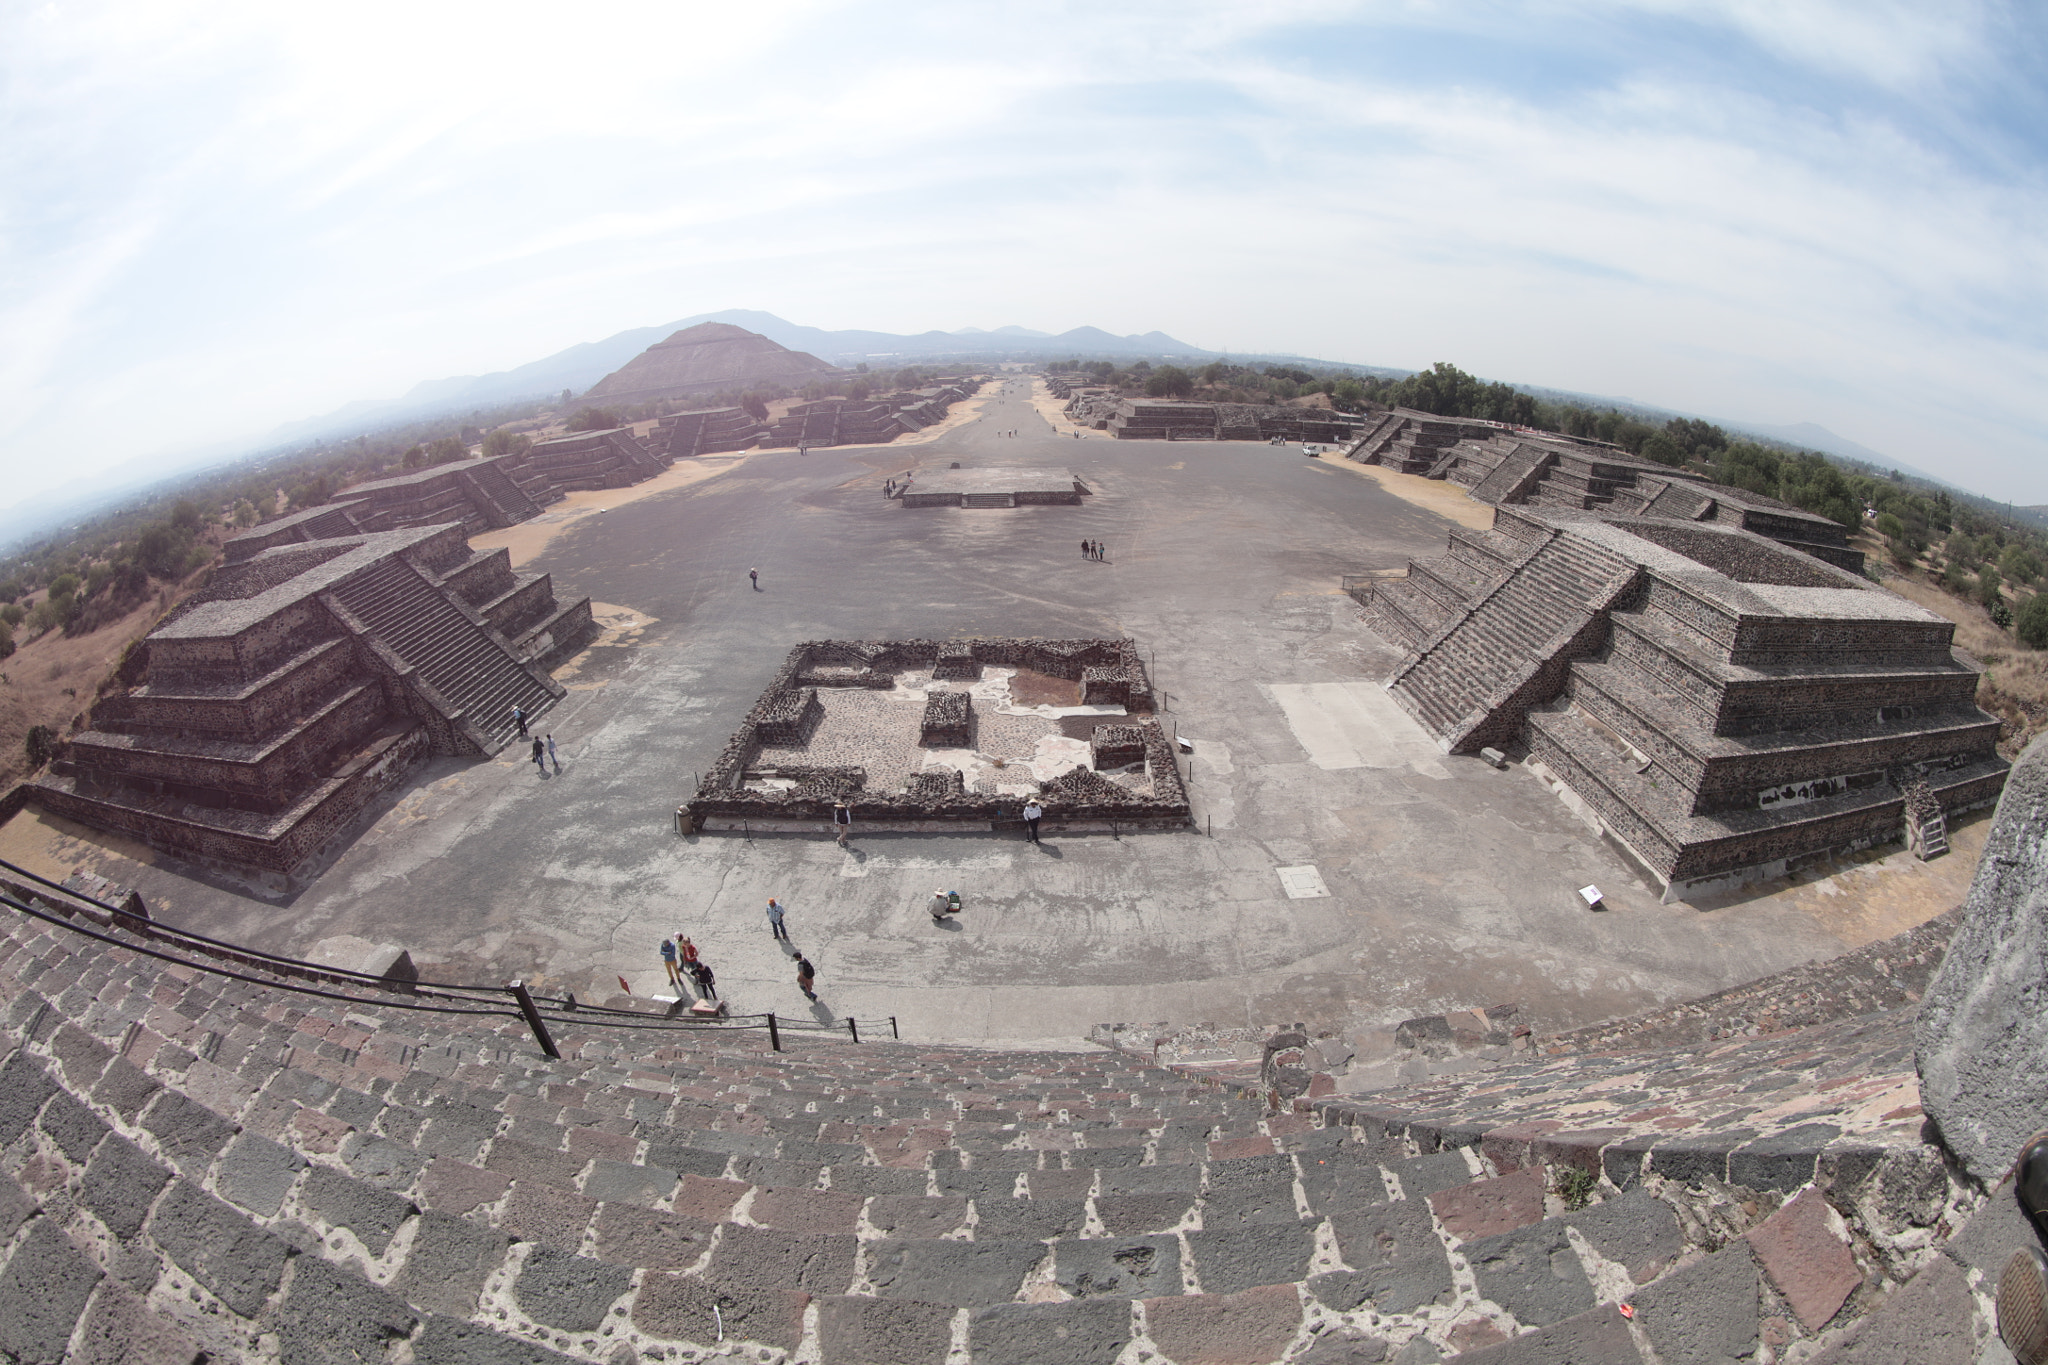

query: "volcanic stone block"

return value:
[149, 1180, 292, 1317]
[816, 1296, 954, 1365]
[1185, 1221, 1317, 1294]
[1054, 1235, 1182, 1299]
[1461, 1218, 1597, 1327]
[1743, 1189, 1857, 1331]
[919, 689, 972, 748]
[1143, 1285, 1305, 1365]
[1561, 1187, 1682, 1285]
[392, 1212, 512, 1317]
[970, 1299, 1133, 1365]
[0, 1221, 104, 1365]
[933, 645, 981, 681]
[0, 1050, 59, 1144]
[1631, 1245, 1760, 1365]
[865, 1239, 1045, 1308]
[1080, 665, 1131, 706]
[1327, 1201, 1455, 1314]
[755, 688, 822, 745]
[904, 769, 966, 800]
[300, 1165, 414, 1254]
[267, 1257, 417, 1365]
[633, 1275, 810, 1352]
[1917, 732, 2048, 1183]
[512, 1248, 634, 1332]
[1090, 724, 1147, 771]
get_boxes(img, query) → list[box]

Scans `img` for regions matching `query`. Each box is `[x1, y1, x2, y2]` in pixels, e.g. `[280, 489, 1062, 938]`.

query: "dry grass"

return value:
[0, 591, 174, 788]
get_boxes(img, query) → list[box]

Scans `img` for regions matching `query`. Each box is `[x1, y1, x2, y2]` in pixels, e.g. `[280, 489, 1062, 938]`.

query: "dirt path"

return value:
[468, 454, 754, 569]
[1320, 455, 1497, 532]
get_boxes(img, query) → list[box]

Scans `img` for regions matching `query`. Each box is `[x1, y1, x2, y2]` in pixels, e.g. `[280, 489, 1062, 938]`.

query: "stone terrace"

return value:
[24, 527, 590, 886]
[1358, 504, 2004, 896]
[0, 865, 2019, 1365]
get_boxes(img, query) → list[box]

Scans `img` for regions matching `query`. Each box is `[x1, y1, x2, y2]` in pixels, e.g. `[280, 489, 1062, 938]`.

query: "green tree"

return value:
[2018, 592, 2048, 648]
[2000, 544, 2042, 585]
[1145, 366, 1194, 398]
[171, 498, 204, 531]
[1639, 432, 1686, 467]
[1979, 565, 2004, 609]
[24, 725, 58, 770]
[566, 407, 622, 432]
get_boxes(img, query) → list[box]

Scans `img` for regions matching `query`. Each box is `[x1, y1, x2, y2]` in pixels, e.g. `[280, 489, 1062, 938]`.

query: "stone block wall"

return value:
[918, 691, 972, 748]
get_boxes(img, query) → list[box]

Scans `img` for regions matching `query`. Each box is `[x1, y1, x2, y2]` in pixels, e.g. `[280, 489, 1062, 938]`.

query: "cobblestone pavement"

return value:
[0, 380, 1987, 1044]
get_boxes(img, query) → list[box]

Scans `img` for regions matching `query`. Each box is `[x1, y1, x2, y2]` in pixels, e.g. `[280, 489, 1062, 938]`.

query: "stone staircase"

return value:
[1467, 442, 1562, 507]
[1388, 528, 1639, 752]
[328, 557, 561, 752]
[1, 865, 2027, 1364]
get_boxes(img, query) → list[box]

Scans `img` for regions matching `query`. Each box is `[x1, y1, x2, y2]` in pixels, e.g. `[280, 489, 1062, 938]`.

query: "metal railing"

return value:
[1341, 568, 1407, 604]
[0, 857, 894, 1060]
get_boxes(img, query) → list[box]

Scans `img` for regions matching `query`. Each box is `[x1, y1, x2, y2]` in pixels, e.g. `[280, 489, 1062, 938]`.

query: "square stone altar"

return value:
[684, 639, 1189, 833]
[899, 467, 1087, 508]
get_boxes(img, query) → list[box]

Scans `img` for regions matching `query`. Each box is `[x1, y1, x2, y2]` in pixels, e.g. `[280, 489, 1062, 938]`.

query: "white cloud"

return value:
[2, 0, 2046, 517]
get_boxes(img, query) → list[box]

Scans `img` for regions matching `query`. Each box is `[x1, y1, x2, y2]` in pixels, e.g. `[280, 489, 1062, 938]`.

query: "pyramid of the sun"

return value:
[579, 322, 838, 406]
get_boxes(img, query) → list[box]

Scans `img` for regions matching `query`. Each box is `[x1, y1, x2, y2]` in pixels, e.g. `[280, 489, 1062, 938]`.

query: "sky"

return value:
[4, 0, 2047, 519]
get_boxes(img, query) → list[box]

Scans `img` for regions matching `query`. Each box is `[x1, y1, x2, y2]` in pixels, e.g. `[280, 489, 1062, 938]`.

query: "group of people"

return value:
[658, 933, 717, 1001]
[883, 476, 913, 498]
[511, 707, 560, 772]
[1080, 539, 1108, 560]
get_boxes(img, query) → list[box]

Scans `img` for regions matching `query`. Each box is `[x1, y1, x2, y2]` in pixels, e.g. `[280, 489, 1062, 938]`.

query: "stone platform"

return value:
[900, 467, 1086, 507]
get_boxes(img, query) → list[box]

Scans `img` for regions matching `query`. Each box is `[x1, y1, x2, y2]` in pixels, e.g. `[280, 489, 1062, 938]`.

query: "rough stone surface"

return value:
[969, 1299, 1133, 1365]
[1805, 1258, 1977, 1365]
[0, 1219, 104, 1365]
[1328, 1201, 1456, 1314]
[579, 1157, 677, 1208]
[512, 1247, 634, 1333]
[140, 1090, 237, 1178]
[1185, 1221, 1317, 1295]
[1445, 1305, 1645, 1363]
[40, 1089, 111, 1162]
[69, 1280, 205, 1365]
[815, 1295, 955, 1365]
[0, 1049, 58, 1143]
[1917, 731, 2048, 1184]
[148, 1179, 291, 1317]
[1462, 1219, 1597, 1328]
[1429, 1169, 1545, 1241]
[632, 1274, 810, 1351]
[867, 1194, 969, 1237]
[1631, 1245, 1760, 1365]
[1564, 1188, 1684, 1285]
[1143, 1284, 1304, 1365]
[1297, 1327, 1392, 1364]
[704, 1225, 857, 1294]
[216, 1133, 307, 1217]
[1744, 1189, 1858, 1331]
[79, 1134, 172, 1239]
[1056, 1235, 1183, 1300]
[864, 1238, 1044, 1307]
[300, 1164, 414, 1254]
[588, 1202, 712, 1272]
[265, 1256, 417, 1365]
[410, 1316, 587, 1364]
[391, 1211, 511, 1317]
[498, 1182, 598, 1249]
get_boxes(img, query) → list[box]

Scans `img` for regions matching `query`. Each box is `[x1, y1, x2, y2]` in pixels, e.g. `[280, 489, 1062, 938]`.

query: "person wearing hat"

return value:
[927, 890, 951, 925]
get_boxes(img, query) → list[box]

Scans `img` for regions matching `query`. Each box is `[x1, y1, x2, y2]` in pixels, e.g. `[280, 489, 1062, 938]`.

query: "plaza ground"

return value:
[0, 377, 1985, 1054]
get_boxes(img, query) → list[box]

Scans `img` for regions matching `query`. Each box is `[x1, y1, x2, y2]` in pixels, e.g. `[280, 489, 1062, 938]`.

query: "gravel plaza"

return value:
[0, 379, 1986, 1056]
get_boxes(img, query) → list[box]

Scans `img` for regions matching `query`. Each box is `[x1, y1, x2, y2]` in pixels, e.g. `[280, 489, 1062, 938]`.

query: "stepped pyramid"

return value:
[580, 323, 838, 407]
[23, 525, 591, 886]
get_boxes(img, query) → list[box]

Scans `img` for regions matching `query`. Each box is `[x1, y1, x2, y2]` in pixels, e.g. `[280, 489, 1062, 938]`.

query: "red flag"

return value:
[618, 975, 632, 995]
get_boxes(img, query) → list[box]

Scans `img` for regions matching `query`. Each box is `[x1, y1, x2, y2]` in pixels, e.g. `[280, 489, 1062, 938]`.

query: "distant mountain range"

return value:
[266, 311, 1216, 443]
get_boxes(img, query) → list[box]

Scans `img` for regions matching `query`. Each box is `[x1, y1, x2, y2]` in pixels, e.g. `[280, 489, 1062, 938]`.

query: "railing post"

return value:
[890, 1016, 899, 1039]
[767, 1013, 781, 1052]
[507, 981, 560, 1060]
[847, 1017, 860, 1044]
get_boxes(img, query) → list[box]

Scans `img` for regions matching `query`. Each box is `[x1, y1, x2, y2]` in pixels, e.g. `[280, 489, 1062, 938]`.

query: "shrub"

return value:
[567, 407, 623, 432]
[23, 725, 58, 770]
[0, 621, 12, 661]
[2018, 593, 2048, 649]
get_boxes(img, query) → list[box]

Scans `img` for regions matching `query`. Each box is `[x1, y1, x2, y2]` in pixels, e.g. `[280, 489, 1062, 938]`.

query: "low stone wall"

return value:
[683, 639, 1185, 831]
[918, 690, 971, 747]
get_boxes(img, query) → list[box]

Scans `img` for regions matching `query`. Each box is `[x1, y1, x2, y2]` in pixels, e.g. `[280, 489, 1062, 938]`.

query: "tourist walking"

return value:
[796, 955, 817, 1001]
[690, 958, 717, 1000]
[833, 802, 852, 846]
[512, 705, 528, 737]
[545, 734, 559, 771]
[749, 567, 760, 590]
[1022, 798, 1044, 844]
[766, 898, 789, 942]
[660, 938, 682, 990]
[530, 736, 545, 768]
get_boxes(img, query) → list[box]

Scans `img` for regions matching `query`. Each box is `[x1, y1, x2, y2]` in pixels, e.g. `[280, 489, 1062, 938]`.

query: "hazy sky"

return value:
[5, 0, 2047, 516]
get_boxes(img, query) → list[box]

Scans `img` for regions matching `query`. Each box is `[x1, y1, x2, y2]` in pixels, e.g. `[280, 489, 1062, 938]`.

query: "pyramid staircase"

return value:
[0, 857, 2021, 1364]
[328, 557, 562, 753]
